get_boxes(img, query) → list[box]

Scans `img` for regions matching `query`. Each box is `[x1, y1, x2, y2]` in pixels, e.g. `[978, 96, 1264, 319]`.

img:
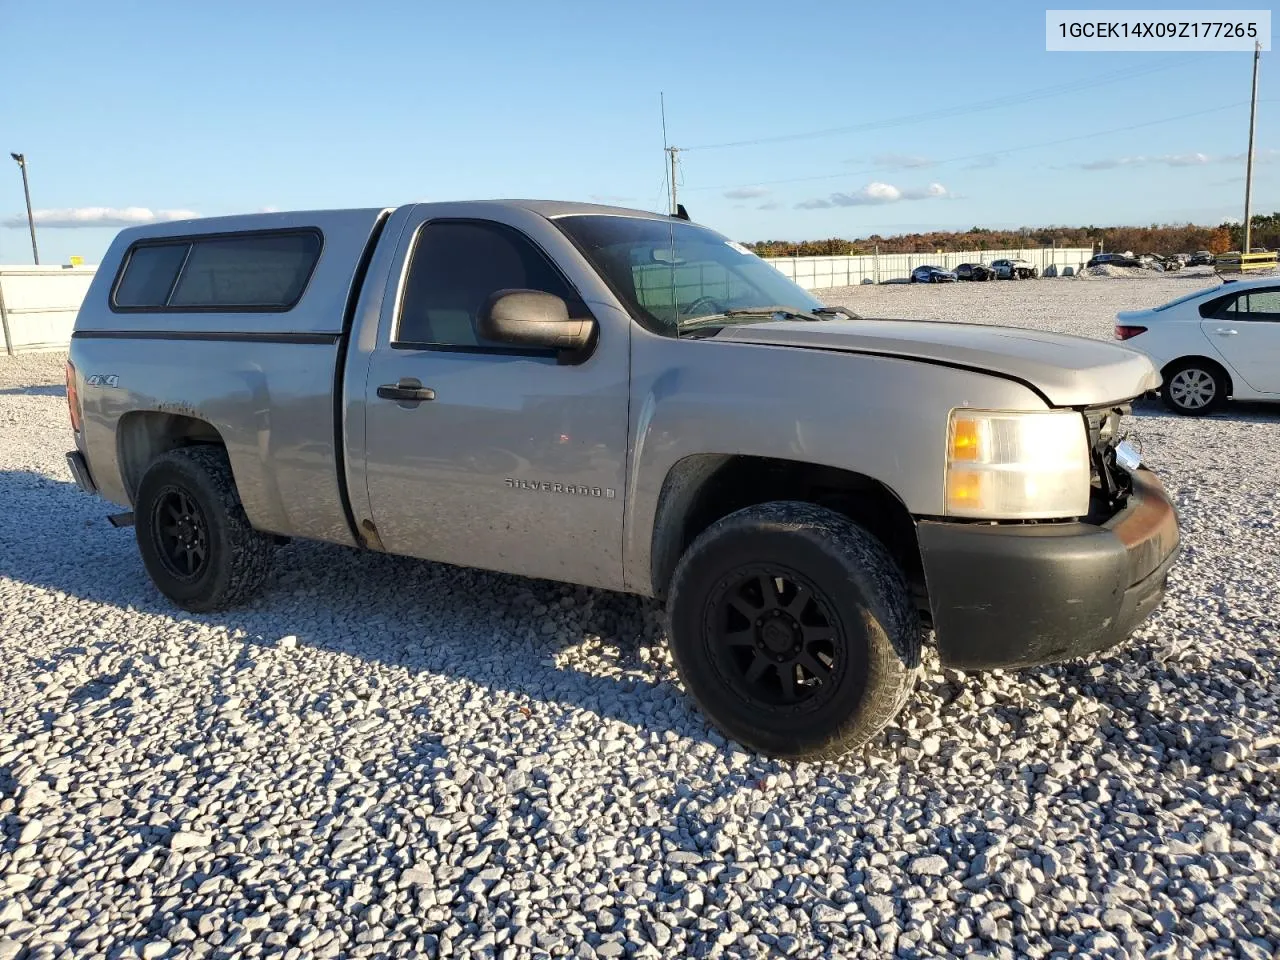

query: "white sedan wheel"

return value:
[1168, 367, 1218, 411]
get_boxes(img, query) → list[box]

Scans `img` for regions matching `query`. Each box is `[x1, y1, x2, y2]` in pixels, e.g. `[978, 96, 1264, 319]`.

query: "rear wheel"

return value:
[1162, 361, 1227, 415]
[135, 446, 275, 611]
[667, 502, 920, 759]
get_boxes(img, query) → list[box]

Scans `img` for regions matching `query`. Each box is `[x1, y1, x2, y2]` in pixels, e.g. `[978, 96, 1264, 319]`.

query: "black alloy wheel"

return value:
[150, 486, 210, 580]
[707, 565, 846, 710]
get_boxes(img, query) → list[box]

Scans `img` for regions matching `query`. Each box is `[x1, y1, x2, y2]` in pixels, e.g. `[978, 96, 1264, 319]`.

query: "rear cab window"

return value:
[110, 229, 322, 312]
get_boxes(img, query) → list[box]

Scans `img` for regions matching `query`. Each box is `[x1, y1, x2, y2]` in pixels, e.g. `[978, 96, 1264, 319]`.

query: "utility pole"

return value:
[9, 153, 39, 264]
[1243, 41, 1261, 254]
[666, 146, 681, 215]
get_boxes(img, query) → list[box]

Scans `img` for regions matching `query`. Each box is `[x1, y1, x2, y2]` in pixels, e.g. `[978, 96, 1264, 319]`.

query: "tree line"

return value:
[747, 215, 1280, 258]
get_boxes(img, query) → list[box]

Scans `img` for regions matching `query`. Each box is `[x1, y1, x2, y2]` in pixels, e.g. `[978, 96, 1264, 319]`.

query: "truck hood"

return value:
[714, 318, 1161, 407]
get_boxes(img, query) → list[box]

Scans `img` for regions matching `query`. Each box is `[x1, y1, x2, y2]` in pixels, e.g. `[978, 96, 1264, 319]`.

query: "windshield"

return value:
[554, 214, 825, 336]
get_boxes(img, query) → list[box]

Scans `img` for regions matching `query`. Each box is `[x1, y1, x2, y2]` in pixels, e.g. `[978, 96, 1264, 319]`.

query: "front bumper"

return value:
[66, 450, 98, 495]
[918, 468, 1180, 670]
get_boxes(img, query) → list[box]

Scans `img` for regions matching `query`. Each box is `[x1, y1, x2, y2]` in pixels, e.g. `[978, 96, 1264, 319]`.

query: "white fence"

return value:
[763, 247, 1095, 289]
[1, 266, 97, 355]
[0, 245, 1098, 355]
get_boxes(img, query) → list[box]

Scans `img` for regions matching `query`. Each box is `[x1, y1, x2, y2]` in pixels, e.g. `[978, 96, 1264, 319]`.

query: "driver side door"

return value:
[359, 213, 630, 589]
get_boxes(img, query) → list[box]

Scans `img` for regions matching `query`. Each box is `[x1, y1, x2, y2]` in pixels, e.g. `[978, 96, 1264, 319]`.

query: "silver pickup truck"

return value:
[65, 201, 1180, 759]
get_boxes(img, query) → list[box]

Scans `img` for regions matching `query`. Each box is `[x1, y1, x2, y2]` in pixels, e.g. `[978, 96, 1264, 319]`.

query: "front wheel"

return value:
[666, 502, 920, 759]
[134, 446, 275, 611]
[1162, 361, 1227, 416]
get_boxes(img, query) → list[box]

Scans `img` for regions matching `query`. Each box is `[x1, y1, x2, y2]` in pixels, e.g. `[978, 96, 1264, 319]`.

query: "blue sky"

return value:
[3, 1, 1275, 264]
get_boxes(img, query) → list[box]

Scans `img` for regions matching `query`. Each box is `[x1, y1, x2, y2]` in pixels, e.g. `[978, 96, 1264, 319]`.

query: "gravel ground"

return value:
[2, 273, 1279, 960]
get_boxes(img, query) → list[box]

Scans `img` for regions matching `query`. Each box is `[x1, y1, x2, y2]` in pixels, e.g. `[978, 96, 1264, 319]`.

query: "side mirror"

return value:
[478, 289, 595, 356]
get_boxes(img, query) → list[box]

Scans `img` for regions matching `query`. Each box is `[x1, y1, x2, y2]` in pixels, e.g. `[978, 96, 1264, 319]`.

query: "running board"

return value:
[107, 512, 135, 528]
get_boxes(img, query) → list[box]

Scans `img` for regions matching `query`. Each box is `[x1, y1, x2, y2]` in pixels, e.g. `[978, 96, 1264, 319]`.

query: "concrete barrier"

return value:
[0, 266, 97, 355]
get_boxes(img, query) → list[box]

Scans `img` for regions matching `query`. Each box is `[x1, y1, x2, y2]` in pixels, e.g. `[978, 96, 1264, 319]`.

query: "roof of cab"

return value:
[499, 200, 673, 221]
[112, 200, 671, 245]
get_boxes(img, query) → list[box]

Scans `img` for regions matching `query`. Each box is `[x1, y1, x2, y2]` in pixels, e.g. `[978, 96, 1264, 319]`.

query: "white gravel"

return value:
[2, 272, 1279, 960]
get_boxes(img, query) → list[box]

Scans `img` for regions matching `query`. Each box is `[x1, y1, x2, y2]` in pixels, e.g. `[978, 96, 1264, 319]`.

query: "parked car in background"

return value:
[991, 258, 1038, 280]
[910, 265, 958, 283]
[955, 262, 995, 281]
[1114, 277, 1280, 414]
[64, 200, 1180, 759]
[1088, 253, 1141, 269]
[1188, 250, 1215, 266]
[1133, 254, 1182, 272]
[1173, 253, 1191, 264]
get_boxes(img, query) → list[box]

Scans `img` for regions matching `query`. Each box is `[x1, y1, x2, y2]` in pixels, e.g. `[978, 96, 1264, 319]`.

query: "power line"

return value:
[684, 55, 1193, 152]
[683, 101, 1259, 194]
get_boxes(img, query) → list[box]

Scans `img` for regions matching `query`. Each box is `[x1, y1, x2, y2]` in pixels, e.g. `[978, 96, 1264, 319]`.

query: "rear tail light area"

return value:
[66, 359, 83, 433]
[1114, 324, 1148, 341]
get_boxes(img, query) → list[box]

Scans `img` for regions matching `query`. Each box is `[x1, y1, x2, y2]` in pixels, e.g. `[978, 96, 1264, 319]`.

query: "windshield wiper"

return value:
[813, 305, 860, 320]
[677, 306, 826, 330]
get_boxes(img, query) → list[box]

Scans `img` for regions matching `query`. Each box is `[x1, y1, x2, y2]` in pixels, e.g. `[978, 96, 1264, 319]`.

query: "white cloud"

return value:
[797, 181, 948, 209]
[1078, 149, 1277, 171]
[259, 205, 281, 213]
[4, 207, 200, 229]
[965, 155, 1000, 170]
[871, 153, 936, 169]
[915, 182, 949, 199]
[723, 186, 771, 200]
[1224, 147, 1280, 164]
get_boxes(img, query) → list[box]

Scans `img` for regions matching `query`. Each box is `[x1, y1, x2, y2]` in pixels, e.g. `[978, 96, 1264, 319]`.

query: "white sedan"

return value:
[1114, 277, 1280, 415]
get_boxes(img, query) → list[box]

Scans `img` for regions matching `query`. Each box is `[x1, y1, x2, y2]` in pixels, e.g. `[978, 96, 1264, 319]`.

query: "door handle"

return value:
[1214, 328, 1239, 336]
[377, 379, 436, 403]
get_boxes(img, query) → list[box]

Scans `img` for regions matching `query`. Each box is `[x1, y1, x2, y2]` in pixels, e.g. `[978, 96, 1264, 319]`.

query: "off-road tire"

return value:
[1161, 359, 1228, 416]
[667, 502, 920, 760]
[134, 446, 275, 612]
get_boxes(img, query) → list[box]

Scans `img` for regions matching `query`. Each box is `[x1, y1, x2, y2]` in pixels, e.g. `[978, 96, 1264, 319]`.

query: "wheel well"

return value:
[650, 455, 926, 611]
[1162, 356, 1233, 396]
[117, 411, 225, 503]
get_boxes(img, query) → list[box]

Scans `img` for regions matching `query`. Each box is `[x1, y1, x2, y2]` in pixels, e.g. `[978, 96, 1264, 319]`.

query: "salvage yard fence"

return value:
[0, 266, 97, 355]
[763, 247, 1095, 289]
[0, 245, 1097, 354]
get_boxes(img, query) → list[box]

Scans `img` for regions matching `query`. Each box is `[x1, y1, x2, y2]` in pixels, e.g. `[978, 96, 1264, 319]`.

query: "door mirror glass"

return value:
[478, 289, 596, 354]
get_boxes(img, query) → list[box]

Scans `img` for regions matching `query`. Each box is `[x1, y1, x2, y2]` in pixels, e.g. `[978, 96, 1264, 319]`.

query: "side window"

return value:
[396, 220, 587, 349]
[1241, 290, 1280, 319]
[112, 243, 190, 307]
[168, 233, 321, 308]
[1200, 293, 1243, 319]
[112, 230, 321, 311]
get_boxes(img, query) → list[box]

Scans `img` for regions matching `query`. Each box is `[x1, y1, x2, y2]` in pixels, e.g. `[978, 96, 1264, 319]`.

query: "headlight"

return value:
[945, 409, 1090, 519]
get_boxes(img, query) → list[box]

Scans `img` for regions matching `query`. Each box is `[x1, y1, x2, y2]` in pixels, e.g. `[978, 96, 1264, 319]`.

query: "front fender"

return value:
[621, 330, 1048, 595]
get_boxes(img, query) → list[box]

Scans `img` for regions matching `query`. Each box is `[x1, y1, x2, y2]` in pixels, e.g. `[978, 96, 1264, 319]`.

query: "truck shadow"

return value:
[0, 384, 65, 397]
[0, 468, 705, 745]
[2, 468, 1246, 780]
